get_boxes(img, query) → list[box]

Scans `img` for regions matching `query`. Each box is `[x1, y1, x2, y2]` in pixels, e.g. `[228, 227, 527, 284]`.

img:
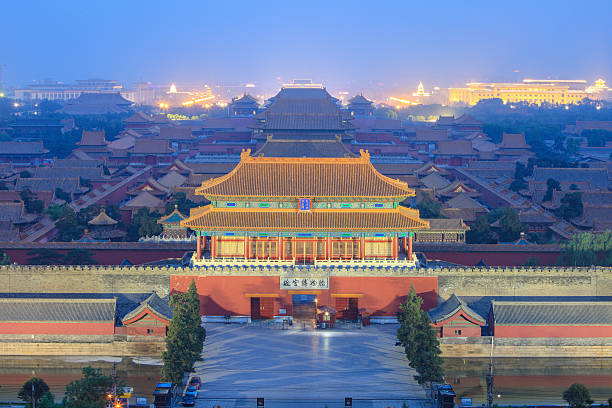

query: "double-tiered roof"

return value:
[181, 149, 428, 235]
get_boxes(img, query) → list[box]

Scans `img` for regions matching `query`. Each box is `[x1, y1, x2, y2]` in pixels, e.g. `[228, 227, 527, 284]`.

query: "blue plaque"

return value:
[299, 198, 311, 211]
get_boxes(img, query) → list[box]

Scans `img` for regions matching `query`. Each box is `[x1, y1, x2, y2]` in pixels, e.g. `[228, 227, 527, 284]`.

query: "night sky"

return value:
[2, 0, 611, 91]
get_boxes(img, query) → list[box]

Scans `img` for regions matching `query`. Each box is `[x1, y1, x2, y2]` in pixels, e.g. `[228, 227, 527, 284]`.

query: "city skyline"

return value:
[1, 0, 611, 91]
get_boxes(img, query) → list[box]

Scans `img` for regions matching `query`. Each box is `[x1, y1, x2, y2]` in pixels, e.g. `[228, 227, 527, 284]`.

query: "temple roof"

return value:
[254, 137, 357, 158]
[429, 294, 486, 325]
[0, 298, 116, 322]
[124, 111, 153, 123]
[88, 209, 119, 226]
[123, 191, 165, 209]
[122, 292, 172, 324]
[181, 205, 428, 231]
[443, 193, 487, 210]
[348, 94, 372, 105]
[196, 150, 414, 199]
[492, 301, 612, 326]
[0, 141, 48, 155]
[78, 130, 107, 146]
[500, 132, 530, 149]
[420, 173, 451, 190]
[158, 205, 187, 225]
[231, 94, 259, 105]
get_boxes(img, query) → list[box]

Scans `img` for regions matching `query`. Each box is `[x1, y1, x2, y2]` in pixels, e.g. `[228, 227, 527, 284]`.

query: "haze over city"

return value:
[2, 1, 612, 407]
[2, 0, 611, 94]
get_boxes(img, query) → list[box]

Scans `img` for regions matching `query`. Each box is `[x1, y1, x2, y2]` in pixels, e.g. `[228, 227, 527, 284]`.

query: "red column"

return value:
[278, 236, 282, 260]
[244, 236, 249, 260]
[360, 236, 365, 260]
[327, 236, 332, 259]
[407, 234, 413, 261]
[202, 235, 206, 250]
[196, 235, 202, 260]
[402, 236, 407, 254]
[211, 237, 216, 259]
[392, 237, 398, 260]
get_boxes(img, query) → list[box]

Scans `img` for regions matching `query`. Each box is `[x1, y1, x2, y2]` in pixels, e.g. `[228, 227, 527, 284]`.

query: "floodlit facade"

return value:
[449, 79, 609, 106]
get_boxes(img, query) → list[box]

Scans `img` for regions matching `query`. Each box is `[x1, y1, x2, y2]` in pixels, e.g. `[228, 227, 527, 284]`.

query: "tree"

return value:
[417, 197, 442, 219]
[45, 204, 66, 221]
[63, 366, 113, 408]
[27, 249, 66, 265]
[55, 188, 72, 203]
[497, 208, 524, 242]
[0, 251, 10, 265]
[127, 208, 162, 241]
[466, 216, 496, 244]
[56, 207, 85, 242]
[18, 377, 50, 407]
[165, 192, 198, 216]
[563, 383, 593, 408]
[543, 178, 561, 202]
[397, 286, 444, 385]
[556, 192, 583, 221]
[560, 232, 612, 267]
[162, 280, 205, 384]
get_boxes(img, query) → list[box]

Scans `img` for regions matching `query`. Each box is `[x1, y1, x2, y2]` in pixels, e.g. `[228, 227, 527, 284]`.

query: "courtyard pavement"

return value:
[192, 323, 430, 408]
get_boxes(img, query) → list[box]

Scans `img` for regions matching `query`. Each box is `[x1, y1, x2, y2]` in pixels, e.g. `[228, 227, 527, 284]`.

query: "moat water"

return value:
[0, 357, 611, 405]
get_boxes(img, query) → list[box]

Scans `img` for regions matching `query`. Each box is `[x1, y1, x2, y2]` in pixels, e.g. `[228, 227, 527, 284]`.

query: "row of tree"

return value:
[560, 231, 612, 266]
[11, 366, 117, 408]
[397, 286, 444, 385]
[162, 279, 206, 384]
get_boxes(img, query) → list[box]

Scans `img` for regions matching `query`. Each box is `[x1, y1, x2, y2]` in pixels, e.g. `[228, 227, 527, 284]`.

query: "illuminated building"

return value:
[449, 79, 607, 106]
[15, 79, 128, 102]
[181, 149, 428, 265]
[347, 94, 374, 117]
[412, 82, 431, 98]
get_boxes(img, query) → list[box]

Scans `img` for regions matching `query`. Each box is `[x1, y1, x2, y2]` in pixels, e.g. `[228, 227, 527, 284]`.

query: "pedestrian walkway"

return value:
[193, 323, 430, 408]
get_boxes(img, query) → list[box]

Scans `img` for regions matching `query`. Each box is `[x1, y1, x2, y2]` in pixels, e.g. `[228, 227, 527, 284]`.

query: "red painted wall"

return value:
[494, 325, 612, 338]
[0, 322, 115, 335]
[170, 275, 438, 317]
[441, 325, 481, 337]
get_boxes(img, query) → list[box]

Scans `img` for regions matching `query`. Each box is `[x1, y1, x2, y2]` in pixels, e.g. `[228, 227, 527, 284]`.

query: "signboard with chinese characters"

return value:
[299, 198, 311, 211]
[280, 277, 329, 290]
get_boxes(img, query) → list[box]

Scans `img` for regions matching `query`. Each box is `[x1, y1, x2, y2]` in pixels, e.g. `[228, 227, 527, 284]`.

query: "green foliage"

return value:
[397, 286, 444, 385]
[162, 279, 206, 384]
[127, 208, 163, 241]
[560, 231, 612, 266]
[417, 196, 442, 219]
[543, 178, 561, 202]
[497, 207, 524, 242]
[55, 188, 72, 203]
[20, 188, 44, 214]
[466, 216, 496, 244]
[556, 192, 583, 221]
[19, 170, 32, 178]
[45, 204, 66, 221]
[563, 383, 593, 408]
[38, 391, 57, 408]
[583, 129, 612, 147]
[0, 251, 10, 265]
[56, 207, 85, 242]
[18, 377, 50, 406]
[509, 179, 527, 192]
[164, 192, 199, 216]
[27, 249, 66, 265]
[63, 366, 114, 408]
[26, 248, 97, 265]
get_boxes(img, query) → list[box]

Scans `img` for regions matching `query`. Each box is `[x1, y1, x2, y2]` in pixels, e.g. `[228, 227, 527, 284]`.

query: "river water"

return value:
[0, 357, 611, 405]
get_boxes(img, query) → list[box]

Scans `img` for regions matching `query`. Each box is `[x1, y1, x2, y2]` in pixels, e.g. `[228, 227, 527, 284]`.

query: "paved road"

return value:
[192, 323, 430, 408]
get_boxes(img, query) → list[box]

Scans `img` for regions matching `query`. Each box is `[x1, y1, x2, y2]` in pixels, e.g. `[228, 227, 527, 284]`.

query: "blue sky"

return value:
[1, 0, 611, 91]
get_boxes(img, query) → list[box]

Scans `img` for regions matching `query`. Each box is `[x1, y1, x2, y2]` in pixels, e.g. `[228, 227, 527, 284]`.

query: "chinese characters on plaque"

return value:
[280, 277, 329, 290]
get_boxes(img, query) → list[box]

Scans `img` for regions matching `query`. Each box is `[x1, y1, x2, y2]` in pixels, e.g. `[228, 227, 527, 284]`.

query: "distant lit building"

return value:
[15, 79, 128, 102]
[412, 82, 431, 98]
[229, 94, 260, 117]
[449, 79, 608, 106]
[347, 94, 374, 117]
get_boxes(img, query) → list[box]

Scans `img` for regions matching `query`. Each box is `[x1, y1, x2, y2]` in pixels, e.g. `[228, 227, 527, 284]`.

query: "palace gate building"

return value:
[177, 148, 435, 321]
[171, 81, 437, 322]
